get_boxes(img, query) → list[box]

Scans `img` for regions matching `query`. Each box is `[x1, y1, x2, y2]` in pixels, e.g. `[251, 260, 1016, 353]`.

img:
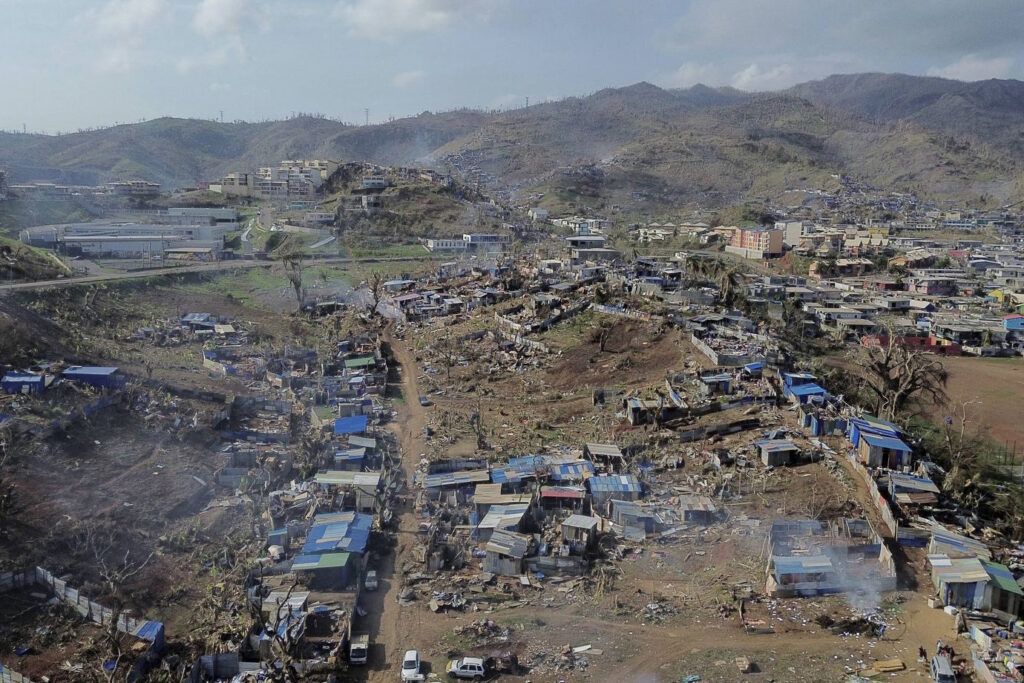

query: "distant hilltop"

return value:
[1, 73, 1023, 207]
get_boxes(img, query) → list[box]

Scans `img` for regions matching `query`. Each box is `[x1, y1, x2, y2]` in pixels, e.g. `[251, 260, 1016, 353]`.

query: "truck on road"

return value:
[349, 633, 369, 665]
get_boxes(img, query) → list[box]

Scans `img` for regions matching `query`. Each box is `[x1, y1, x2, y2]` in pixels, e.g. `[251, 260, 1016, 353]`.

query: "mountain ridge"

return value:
[1, 73, 1022, 208]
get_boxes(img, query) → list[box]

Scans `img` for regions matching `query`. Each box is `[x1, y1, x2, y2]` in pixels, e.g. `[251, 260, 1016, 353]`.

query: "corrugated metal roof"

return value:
[302, 513, 372, 554]
[679, 494, 717, 513]
[562, 514, 598, 530]
[861, 433, 912, 452]
[928, 554, 989, 584]
[588, 474, 641, 493]
[348, 435, 377, 449]
[584, 443, 623, 459]
[982, 560, 1023, 596]
[788, 382, 827, 396]
[314, 470, 381, 487]
[773, 555, 834, 574]
[477, 503, 529, 530]
[550, 460, 596, 482]
[888, 472, 939, 493]
[755, 439, 799, 453]
[485, 529, 530, 558]
[343, 356, 377, 369]
[423, 468, 491, 488]
[62, 365, 119, 377]
[540, 486, 585, 499]
[930, 528, 990, 559]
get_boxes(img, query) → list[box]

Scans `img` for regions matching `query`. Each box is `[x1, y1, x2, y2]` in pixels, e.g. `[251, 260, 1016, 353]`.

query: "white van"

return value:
[930, 654, 956, 683]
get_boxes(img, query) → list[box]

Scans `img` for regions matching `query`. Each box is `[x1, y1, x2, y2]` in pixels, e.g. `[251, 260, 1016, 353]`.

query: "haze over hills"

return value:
[2, 73, 1024, 209]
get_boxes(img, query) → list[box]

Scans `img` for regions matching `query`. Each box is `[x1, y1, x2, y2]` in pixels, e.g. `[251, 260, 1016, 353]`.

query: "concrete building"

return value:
[425, 238, 468, 252]
[726, 226, 784, 259]
[462, 233, 512, 253]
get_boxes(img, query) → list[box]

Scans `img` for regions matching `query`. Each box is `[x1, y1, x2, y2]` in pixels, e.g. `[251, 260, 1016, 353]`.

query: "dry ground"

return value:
[929, 355, 1024, 449]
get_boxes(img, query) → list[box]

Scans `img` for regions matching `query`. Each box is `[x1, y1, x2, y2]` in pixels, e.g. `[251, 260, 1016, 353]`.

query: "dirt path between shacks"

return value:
[361, 333, 958, 682]
[367, 331, 434, 682]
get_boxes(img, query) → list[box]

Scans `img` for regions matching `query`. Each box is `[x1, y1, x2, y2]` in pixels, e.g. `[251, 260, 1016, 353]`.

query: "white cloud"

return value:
[392, 69, 425, 87]
[93, 0, 167, 37]
[730, 62, 796, 91]
[85, 0, 167, 72]
[177, 35, 246, 73]
[927, 54, 1014, 81]
[334, 0, 497, 40]
[193, 0, 247, 38]
[661, 62, 724, 88]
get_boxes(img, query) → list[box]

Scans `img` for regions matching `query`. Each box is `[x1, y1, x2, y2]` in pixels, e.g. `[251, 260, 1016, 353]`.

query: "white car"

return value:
[446, 656, 486, 680]
[364, 570, 378, 591]
[401, 650, 421, 681]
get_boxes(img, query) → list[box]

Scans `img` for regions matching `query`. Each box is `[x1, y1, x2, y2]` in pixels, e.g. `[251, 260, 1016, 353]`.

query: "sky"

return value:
[2, 0, 1024, 132]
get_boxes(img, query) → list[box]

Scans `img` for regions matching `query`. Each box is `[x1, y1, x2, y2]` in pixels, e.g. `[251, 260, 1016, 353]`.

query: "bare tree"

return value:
[937, 399, 985, 507]
[591, 319, 614, 353]
[435, 333, 461, 382]
[368, 270, 385, 317]
[853, 327, 946, 422]
[278, 241, 307, 311]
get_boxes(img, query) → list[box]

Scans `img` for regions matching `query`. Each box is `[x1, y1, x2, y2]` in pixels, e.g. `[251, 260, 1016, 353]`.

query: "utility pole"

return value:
[364, 108, 369, 126]
[525, 96, 529, 109]
[219, 110, 224, 123]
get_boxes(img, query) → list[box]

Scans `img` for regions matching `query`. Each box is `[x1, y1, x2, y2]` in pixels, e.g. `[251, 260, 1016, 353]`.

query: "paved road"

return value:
[0, 255, 426, 293]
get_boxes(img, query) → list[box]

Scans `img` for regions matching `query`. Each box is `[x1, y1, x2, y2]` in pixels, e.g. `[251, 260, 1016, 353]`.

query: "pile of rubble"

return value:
[452, 619, 513, 647]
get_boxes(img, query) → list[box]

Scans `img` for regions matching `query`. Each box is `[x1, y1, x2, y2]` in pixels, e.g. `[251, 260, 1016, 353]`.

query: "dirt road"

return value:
[365, 330, 431, 682]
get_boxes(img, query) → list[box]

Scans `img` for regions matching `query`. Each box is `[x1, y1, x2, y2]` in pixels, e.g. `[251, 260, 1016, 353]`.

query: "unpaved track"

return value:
[362, 333, 957, 682]
[368, 330, 430, 682]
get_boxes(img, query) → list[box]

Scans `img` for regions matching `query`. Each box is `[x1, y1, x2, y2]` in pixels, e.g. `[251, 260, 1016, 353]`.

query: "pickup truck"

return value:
[349, 633, 369, 666]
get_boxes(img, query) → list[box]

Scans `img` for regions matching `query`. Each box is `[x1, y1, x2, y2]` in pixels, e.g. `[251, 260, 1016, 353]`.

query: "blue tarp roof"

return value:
[2, 372, 44, 383]
[301, 511, 372, 555]
[333, 414, 368, 435]
[788, 382, 827, 396]
[861, 433, 912, 452]
[489, 463, 539, 484]
[587, 474, 641, 493]
[744, 362, 764, 371]
[550, 460, 595, 482]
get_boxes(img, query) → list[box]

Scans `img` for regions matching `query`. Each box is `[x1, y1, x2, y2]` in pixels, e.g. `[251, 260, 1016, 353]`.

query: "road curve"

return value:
[0, 256, 428, 293]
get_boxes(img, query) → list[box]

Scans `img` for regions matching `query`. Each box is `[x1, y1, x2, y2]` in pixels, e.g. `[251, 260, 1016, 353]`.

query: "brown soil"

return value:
[930, 356, 1024, 448]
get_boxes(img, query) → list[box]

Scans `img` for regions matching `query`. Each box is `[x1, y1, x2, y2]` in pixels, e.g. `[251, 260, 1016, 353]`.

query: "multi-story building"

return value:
[462, 233, 512, 253]
[105, 180, 161, 198]
[726, 226, 783, 258]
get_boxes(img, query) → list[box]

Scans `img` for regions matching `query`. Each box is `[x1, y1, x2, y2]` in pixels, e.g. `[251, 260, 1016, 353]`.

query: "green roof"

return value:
[315, 552, 352, 569]
[981, 560, 1023, 596]
[343, 356, 376, 369]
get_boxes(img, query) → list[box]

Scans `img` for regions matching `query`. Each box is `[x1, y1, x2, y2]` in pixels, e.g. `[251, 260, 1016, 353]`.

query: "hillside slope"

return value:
[1, 75, 1022, 208]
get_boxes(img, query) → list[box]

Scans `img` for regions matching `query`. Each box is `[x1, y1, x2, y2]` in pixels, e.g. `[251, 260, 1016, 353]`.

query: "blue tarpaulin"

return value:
[334, 415, 368, 435]
[861, 433, 912, 452]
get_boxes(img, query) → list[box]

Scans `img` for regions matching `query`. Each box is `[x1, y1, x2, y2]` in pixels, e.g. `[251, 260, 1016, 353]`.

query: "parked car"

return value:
[930, 655, 956, 683]
[401, 650, 422, 681]
[446, 656, 486, 680]
[418, 395, 433, 407]
[364, 570, 378, 591]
